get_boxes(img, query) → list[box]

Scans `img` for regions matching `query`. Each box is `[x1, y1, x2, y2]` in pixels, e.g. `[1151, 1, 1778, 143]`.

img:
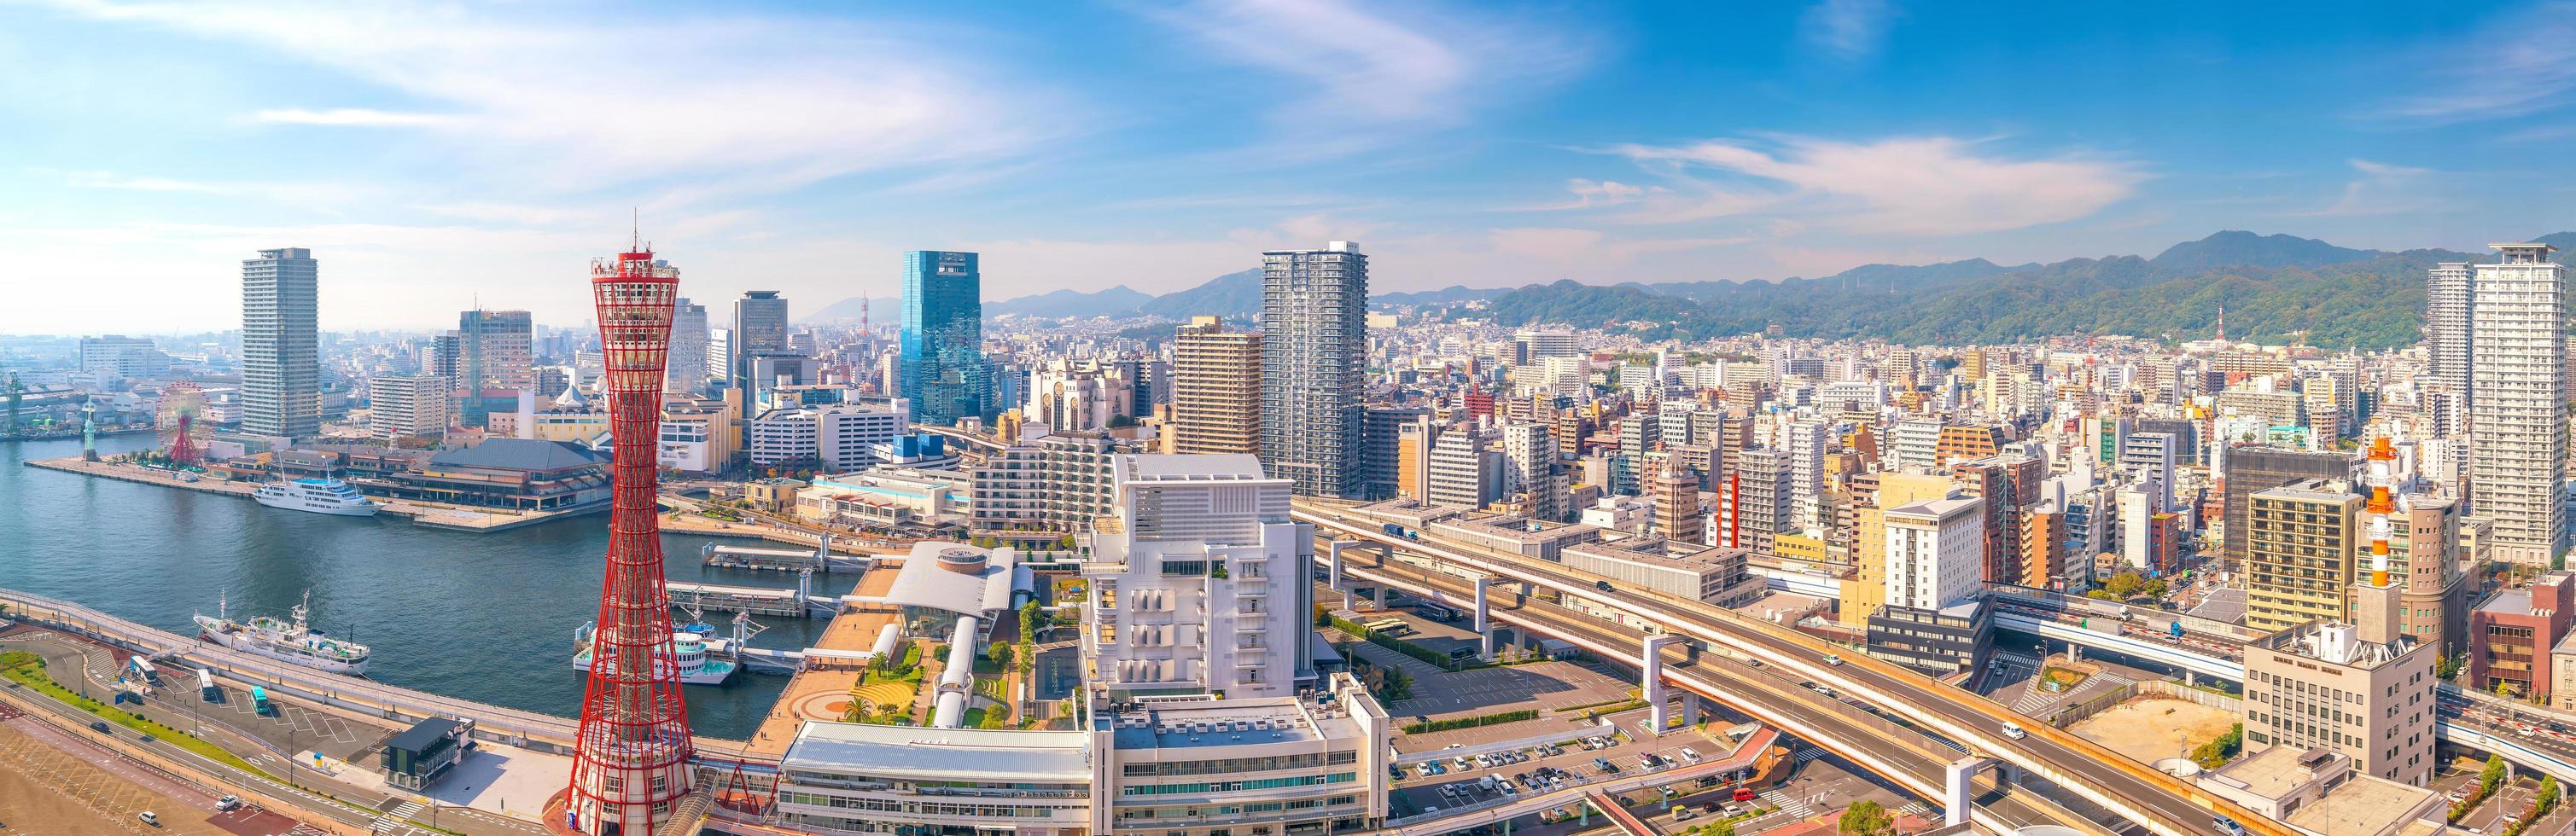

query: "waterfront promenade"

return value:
[0, 586, 752, 757]
[25, 456, 593, 532]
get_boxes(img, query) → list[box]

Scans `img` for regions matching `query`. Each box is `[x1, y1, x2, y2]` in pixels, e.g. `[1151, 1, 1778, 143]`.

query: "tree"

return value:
[2484, 753, 2509, 796]
[2540, 775, 2561, 817]
[1838, 799, 1896, 836]
[2102, 572, 2148, 600]
[988, 642, 1015, 670]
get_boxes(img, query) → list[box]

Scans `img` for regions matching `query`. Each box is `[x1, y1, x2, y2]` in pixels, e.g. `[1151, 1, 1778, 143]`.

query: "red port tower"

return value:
[564, 244, 694, 834]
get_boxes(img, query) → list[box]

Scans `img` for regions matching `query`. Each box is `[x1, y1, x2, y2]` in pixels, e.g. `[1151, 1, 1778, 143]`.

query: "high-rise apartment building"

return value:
[2425, 261, 2474, 412]
[667, 297, 708, 394]
[969, 432, 1116, 547]
[1361, 406, 1434, 500]
[367, 375, 448, 441]
[901, 251, 988, 427]
[2468, 242, 2567, 566]
[1169, 316, 1262, 455]
[239, 247, 320, 439]
[1259, 241, 1367, 498]
[1882, 496, 1985, 611]
[1719, 448, 1791, 554]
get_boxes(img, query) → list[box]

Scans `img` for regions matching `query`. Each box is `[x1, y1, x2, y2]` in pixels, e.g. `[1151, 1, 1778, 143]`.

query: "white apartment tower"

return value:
[2469, 243, 2567, 566]
[1426, 424, 1496, 509]
[2425, 261, 2474, 416]
[239, 247, 320, 439]
[1083, 454, 1311, 699]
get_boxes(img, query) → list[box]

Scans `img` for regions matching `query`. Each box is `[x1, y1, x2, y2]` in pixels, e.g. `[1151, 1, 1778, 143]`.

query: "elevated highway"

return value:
[1298, 499, 2277, 836]
[1332, 550, 2102, 833]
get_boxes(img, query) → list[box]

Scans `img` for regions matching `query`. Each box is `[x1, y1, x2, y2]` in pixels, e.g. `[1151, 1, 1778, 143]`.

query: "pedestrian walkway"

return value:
[375, 798, 427, 834]
[1757, 788, 1813, 820]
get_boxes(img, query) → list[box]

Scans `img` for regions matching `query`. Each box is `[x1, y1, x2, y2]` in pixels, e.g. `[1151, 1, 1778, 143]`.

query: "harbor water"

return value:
[0, 434, 849, 739]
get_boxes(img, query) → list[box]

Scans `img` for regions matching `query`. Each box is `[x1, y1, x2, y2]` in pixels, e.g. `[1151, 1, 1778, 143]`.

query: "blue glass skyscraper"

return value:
[900, 250, 988, 427]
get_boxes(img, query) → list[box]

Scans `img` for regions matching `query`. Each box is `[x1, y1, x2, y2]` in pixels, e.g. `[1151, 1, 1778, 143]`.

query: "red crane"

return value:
[561, 243, 694, 835]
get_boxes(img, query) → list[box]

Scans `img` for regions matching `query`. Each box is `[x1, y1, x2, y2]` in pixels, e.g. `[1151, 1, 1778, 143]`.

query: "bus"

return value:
[195, 669, 220, 703]
[250, 686, 271, 717]
[1363, 618, 1412, 636]
[1415, 603, 1460, 623]
[127, 657, 160, 687]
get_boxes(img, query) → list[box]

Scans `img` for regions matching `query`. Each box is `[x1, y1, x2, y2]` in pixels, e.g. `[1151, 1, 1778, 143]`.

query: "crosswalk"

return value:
[1757, 788, 1813, 820]
[373, 799, 424, 834]
[1897, 801, 1932, 819]
[1792, 746, 1829, 764]
[287, 827, 335, 836]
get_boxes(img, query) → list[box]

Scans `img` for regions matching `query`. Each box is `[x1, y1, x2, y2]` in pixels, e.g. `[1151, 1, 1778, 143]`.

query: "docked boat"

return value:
[252, 478, 380, 517]
[194, 591, 370, 676]
[571, 624, 737, 685]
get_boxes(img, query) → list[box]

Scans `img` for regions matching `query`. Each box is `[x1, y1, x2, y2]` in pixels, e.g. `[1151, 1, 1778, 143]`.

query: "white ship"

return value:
[253, 478, 380, 517]
[194, 591, 371, 676]
[571, 624, 737, 686]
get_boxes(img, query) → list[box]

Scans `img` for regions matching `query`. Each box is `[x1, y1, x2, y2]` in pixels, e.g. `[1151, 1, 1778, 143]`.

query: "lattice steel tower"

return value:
[564, 244, 694, 834]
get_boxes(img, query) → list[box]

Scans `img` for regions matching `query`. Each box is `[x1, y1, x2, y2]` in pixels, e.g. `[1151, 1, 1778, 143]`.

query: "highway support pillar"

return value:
[1942, 757, 2002, 828]
[1642, 635, 1685, 736]
[1681, 692, 1702, 729]
[1474, 578, 1495, 660]
[1328, 541, 1350, 609]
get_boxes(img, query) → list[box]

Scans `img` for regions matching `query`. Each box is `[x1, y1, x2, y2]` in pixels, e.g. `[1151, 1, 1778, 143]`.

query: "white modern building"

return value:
[1882, 496, 1984, 610]
[1260, 241, 1368, 498]
[1083, 454, 1311, 699]
[2468, 242, 2567, 566]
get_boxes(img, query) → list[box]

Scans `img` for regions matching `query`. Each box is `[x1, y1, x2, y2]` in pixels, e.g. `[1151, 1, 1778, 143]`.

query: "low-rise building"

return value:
[372, 438, 609, 510]
[1559, 536, 1762, 606]
[2242, 621, 2437, 786]
[2194, 746, 2442, 836]
[2468, 572, 2576, 703]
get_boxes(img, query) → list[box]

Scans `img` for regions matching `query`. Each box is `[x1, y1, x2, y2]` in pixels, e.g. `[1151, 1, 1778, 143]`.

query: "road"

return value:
[1327, 541, 2111, 835]
[1302, 502, 2269, 836]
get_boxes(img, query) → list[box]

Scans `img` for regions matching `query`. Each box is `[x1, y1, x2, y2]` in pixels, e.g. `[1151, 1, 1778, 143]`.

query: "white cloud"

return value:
[249, 107, 458, 127]
[2387, 3, 2576, 122]
[29, 0, 1069, 194]
[1800, 0, 1899, 61]
[2287, 159, 2444, 218]
[1131, 0, 1588, 147]
[1601, 136, 2145, 235]
[1502, 178, 1656, 212]
[59, 170, 225, 192]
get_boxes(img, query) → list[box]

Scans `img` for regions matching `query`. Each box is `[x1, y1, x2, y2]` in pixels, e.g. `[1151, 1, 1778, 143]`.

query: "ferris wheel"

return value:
[155, 382, 207, 466]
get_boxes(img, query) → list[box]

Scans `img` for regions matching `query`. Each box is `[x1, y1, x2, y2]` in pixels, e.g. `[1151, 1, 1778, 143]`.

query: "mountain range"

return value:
[801, 230, 2576, 349]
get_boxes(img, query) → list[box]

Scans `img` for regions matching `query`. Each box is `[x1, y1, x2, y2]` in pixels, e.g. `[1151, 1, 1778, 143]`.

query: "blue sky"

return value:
[4, 0, 2575, 334]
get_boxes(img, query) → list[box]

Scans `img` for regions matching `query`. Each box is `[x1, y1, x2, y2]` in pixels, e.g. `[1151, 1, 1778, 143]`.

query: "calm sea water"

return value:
[0, 434, 848, 739]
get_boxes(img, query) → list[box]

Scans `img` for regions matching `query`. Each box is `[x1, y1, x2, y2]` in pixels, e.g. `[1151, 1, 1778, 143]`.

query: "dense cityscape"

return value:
[14, 3, 2576, 836]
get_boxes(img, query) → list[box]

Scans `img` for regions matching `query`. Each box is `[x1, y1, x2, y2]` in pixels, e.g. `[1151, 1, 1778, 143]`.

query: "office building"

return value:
[1514, 328, 1578, 361]
[1361, 406, 1434, 500]
[457, 308, 533, 428]
[1882, 496, 1985, 612]
[239, 247, 320, 439]
[2244, 480, 2363, 633]
[667, 297, 708, 394]
[2243, 622, 2437, 787]
[368, 375, 449, 442]
[2470, 572, 2576, 704]
[2470, 243, 2568, 566]
[1259, 241, 1367, 498]
[1169, 316, 1262, 455]
[2223, 447, 2358, 564]
[901, 251, 989, 427]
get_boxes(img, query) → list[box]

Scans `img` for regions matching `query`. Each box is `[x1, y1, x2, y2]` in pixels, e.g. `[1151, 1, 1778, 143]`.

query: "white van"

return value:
[2001, 722, 2028, 740]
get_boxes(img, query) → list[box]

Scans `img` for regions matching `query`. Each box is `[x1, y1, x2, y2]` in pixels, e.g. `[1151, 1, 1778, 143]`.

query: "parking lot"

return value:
[0, 629, 387, 764]
[1389, 707, 1755, 817]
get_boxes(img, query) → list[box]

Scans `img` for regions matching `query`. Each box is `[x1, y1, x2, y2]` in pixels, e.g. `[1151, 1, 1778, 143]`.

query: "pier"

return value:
[668, 574, 836, 618]
[702, 541, 871, 573]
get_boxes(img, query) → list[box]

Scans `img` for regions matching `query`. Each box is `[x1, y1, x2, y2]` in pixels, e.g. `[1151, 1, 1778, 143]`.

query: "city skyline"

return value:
[9, 1, 2576, 334]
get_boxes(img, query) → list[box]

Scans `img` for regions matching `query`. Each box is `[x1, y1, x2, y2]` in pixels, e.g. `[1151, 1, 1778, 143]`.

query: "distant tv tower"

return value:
[2215, 305, 2227, 343]
[562, 240, 695, 835]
